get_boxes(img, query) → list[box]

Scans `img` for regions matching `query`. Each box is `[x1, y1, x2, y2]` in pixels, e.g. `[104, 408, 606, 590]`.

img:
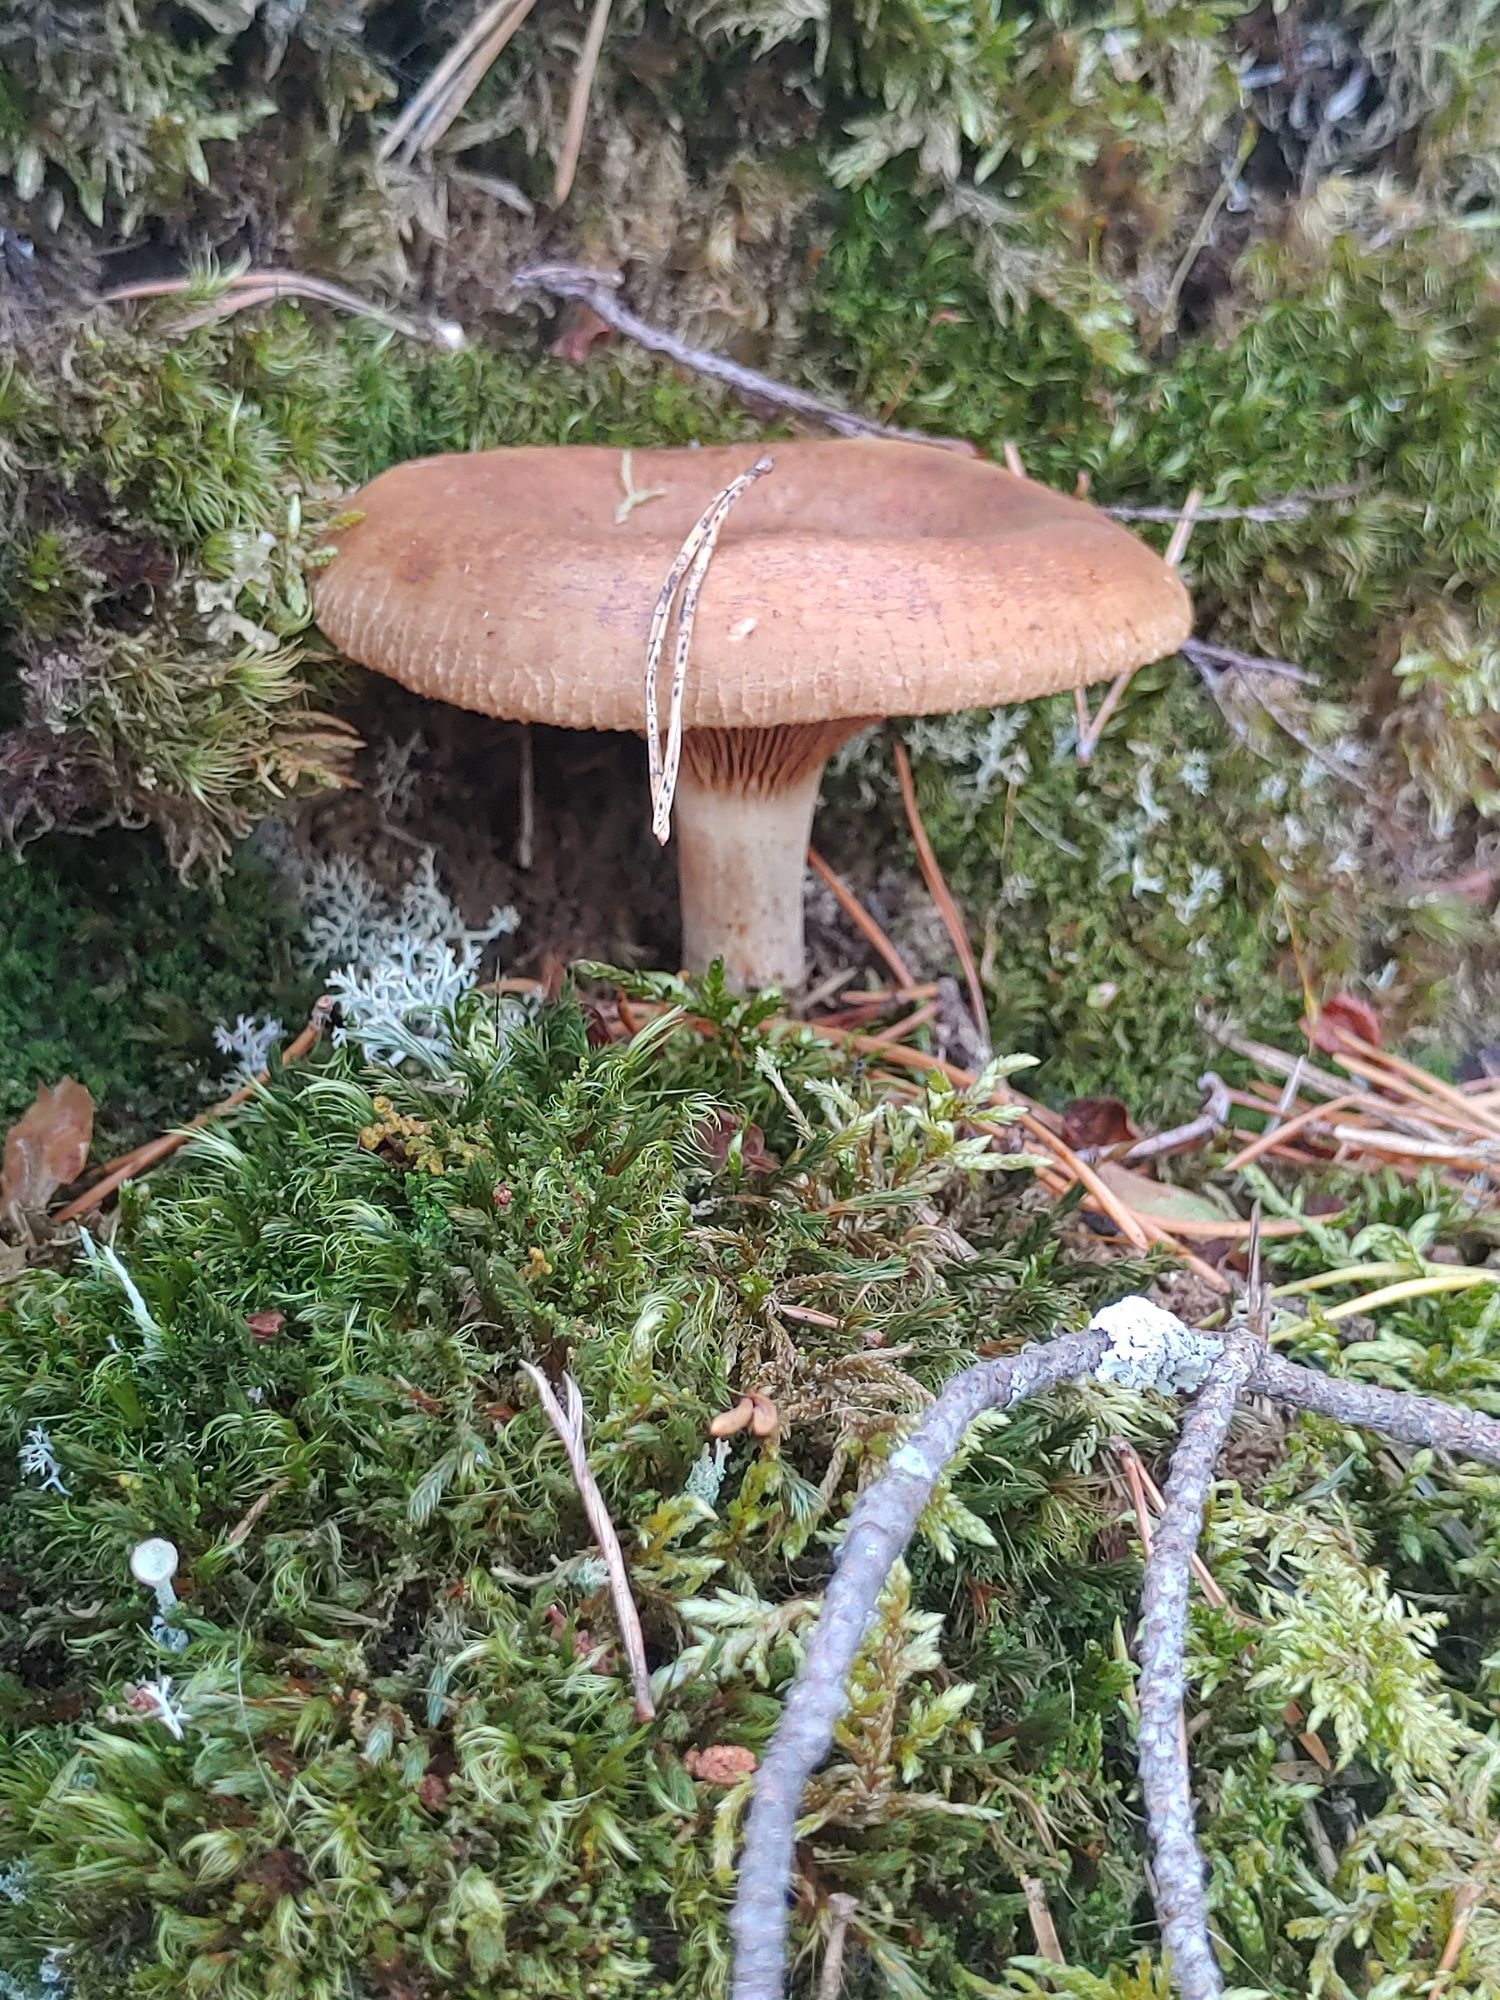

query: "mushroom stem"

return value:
[675, 757, 824, 991]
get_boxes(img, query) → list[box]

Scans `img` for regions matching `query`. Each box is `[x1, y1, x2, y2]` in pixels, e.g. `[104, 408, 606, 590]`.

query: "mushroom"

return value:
[314, 439, 1191, 990]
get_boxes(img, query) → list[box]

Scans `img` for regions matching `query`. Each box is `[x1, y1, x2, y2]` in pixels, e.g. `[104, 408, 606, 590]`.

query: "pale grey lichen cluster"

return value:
[1089, 1296, 1224, 1397]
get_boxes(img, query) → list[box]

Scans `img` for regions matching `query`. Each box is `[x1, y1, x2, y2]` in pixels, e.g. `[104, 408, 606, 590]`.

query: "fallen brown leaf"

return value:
[1062, 1096, 1140, 1153]
[1, 1078, 93, 1221]
[1306, 992, 1382, 1053]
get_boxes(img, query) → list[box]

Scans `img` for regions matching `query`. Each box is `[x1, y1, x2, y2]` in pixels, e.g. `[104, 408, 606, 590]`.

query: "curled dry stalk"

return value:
[518, 1363, 656, 1721]
[728, 1314, 1500, 2000]
[645, 455, 775, 843]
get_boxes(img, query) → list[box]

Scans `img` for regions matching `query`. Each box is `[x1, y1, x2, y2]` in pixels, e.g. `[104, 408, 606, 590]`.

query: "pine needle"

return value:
[553, 0, 615, 204]
[645, 455, 774, 844]
[519, 1363, 656, 1722]
[890, 737, 990, 1063]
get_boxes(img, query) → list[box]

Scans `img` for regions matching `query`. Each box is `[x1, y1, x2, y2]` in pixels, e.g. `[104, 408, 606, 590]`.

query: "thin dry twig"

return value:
[511, 264, 971, 450]
[1077, 1074, 1231, 1166]
[554, 0, 615, 204]
[1135, 1332, 1257, 2000]
[1104, 491, 1359, 524]
[224, 1479, 291, 1552]
[891, 738, 990, 1063]
[516, 724, 536, 870]
[98, 270, 464, 349]
[519, 1363, 656, 1721]
[1077, 490, 1202, 764]
[807, 848, 916, 988]
[645, 454, 775, 842]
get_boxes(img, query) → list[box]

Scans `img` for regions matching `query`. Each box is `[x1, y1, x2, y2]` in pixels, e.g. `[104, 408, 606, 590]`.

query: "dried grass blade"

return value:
[554, 0, 615, 204]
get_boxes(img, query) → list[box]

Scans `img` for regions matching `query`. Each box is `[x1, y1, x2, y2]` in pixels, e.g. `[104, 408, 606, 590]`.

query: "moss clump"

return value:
[0, 832, 313, 1157]
[3, 982, 1500, 1996]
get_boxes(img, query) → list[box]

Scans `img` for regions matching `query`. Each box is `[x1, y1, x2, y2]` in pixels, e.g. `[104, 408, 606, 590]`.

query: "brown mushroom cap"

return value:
[314, 439, 1191, 729]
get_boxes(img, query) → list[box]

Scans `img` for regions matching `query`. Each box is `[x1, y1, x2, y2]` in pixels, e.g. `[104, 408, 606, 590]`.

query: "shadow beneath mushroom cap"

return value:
[291, 675, 683, 977]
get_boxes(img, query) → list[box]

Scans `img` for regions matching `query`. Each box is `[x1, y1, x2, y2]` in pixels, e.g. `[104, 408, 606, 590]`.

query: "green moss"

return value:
[4, 991, 1499, 1995]
[0, 832, 314, 1156]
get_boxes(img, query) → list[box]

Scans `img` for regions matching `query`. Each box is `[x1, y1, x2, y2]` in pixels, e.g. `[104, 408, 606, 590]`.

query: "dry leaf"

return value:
[1, 1079, 93, 1220]
[1062, 1096, 1140, 1153]
[1096, 1161, 1240, 1229]
[244, 1310, 285, 1343]
[1306, 992, 1382, 1053]
[549, 302, 613, 363]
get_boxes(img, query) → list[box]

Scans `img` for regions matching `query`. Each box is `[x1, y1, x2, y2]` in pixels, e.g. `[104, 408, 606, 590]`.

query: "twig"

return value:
[807, 848, 916, 988]
[645, 455, 775, 842]
[817, 1894, 859, 2000]
[729, 1310, 1500, 2000]
[553, 0, 615, 204]
[1181, 637, 1318, 686]
[511, 264, 972, 451]
[1077, 490, 1201, 764]
[98, 271, 464, 349]
[224, 1478, 291, 1552]
[1142, 1336, 1257, 2000]
[891, 738, 990, 1064]
[53, 1006, 331, 1223]
[728, 1328, 1109, 2000]
[1106, 490, 1359, 525]
[1079, 1074, 1231, 1166]
[1432, 1831, 1500, 1985]
[378, 0, 517, 160]
[1248, 1349, 1500, 1468]
[519, 1364, 656, 1720]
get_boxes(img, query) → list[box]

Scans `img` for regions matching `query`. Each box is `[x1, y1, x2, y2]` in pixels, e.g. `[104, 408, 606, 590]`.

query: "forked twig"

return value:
[519, 1363, 656, 1721]
[728, 1329, 1110, 1999]
[730, 1315, 1500, 2000]
[645, 454, 774, 843]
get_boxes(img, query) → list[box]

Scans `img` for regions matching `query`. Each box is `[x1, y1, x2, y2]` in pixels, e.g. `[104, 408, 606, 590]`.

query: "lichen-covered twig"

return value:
[1134, 1331, 1256, 2000]
[728, 1328, 1108, 2000]
[510, 263, 972, 451]
[519, 1364, 657, 1720]
[730, 1304, 1500, 2000]
[1248, 1349, 1500, 1468]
